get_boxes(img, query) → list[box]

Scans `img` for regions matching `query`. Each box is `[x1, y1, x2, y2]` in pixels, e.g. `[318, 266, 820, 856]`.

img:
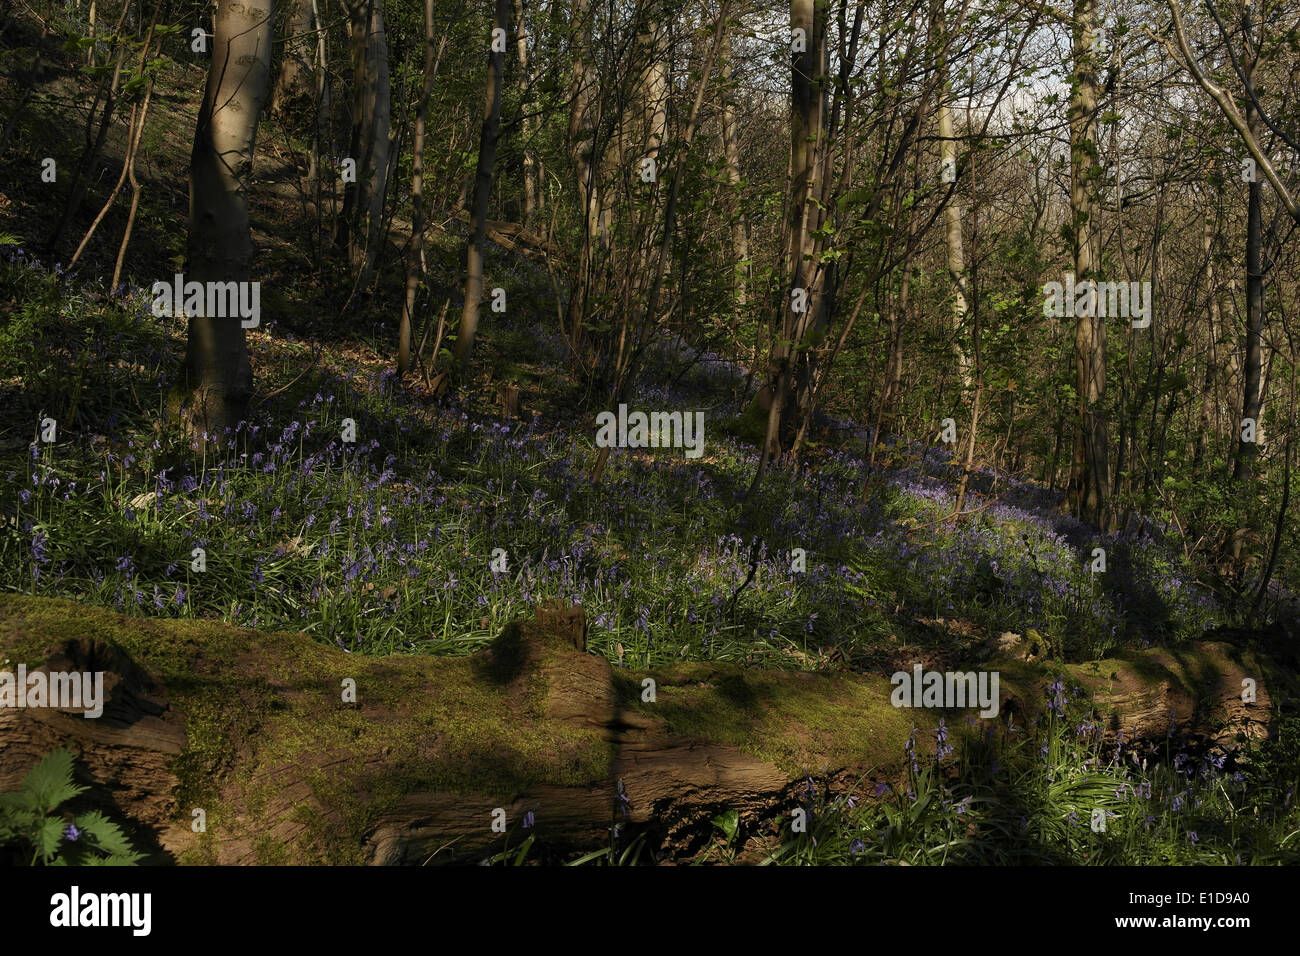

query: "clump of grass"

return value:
[763, 692, 1300, 865]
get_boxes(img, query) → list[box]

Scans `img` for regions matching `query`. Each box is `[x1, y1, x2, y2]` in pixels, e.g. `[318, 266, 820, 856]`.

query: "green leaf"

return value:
[712, 809, 740, 842]
[74, 810, 136, 858]
[84, 853, 145, 866]
[511, 833, 534, 865]
[37, 816, 65, 864]
[23, 749, 85, 813]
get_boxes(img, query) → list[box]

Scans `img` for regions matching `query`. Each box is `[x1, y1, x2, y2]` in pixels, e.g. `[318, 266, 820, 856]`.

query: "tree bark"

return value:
[174, 0, 274, 439]
[338, 0, 391, 286]
[1067, 0, 1112, 530]
[270, 0, 317, 117]
[514, 0, 537, 226]
[1193, 215, 1223, 470]
[938, 88, 971, 395]
[1231, 10, 1265, 567]
[454, 0, 511, 369]
[755, 0, 825, 491]
[398, 0, 437, 378]
[564, 0, 601, 364]
[719, 37, 750, 318]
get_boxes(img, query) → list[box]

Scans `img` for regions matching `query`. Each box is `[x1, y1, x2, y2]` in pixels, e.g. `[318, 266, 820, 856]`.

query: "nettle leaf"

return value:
[83, 853, 143, 866]
[74, 810, 137, 858]
[37, 816, 64, 863]
[0, 788, 39, 819]
[23, 749, 85, 812]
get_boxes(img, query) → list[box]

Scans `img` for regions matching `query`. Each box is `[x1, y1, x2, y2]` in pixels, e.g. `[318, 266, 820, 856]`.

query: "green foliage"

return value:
[0, 749, 144, 866]
[761, 704, 1300, 865]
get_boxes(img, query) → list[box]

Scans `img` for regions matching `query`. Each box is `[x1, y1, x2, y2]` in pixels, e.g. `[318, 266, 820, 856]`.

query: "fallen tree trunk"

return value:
[0, 594, 1280, 864]
[447, 209, 565, 263]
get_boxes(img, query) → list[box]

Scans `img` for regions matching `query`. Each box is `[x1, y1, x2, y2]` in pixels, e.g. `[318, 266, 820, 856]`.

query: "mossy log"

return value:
[0, 594, 1279, 864]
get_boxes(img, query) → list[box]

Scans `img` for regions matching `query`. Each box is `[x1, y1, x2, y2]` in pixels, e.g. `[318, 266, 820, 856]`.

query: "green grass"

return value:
[493, 706, 1300, 866]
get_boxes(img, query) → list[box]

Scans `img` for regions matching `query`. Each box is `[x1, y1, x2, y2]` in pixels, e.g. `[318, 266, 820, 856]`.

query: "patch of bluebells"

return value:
[0, 257, 1233, 674]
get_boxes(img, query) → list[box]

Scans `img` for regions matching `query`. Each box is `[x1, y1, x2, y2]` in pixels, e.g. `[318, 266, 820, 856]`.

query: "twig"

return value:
[726, 536, 764, 621]
[251, 346, 323, 409]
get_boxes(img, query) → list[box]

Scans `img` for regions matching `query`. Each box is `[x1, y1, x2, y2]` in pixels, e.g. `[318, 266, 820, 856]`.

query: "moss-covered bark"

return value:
[0, 594, 1279, 864]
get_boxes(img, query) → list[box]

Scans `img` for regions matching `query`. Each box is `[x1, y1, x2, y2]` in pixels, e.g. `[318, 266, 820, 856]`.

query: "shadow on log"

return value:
[0, 594, 1283, 864]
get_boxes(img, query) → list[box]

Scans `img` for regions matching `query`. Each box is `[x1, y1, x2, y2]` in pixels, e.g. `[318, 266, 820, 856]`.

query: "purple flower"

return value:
[30, 530, 49, 565]
[1046, 678, 1066, 718]
[522, 810, 535, 829]
[934, 719, 953, 760]
[63, 823, 81, 842]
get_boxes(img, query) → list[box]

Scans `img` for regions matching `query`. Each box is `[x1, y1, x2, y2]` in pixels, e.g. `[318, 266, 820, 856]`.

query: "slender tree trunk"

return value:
[938, 86, 971, 395]
[111, 69, 158, 288]
[306, 0, 330, 187]
[1067, 0, 1111, 530]
[338, 0, 391, 285]
[1193, 215, 1221, 470]
[955, 312, 984, 515]
[271, 0, 316, 117]
[1234, 135, 1264, 484]
[1231, 18, 1264, 566]
[515, 0, 537, 226]
[719, 37, 750, 318]
[564, 0, 599, 363]
[754, 0, 825, 492]
[359, 0, 391, 286]
[454, 0, 511, 368]
[1250, 358, 1295, 621]
[173, 0, 274, 439]
[399, 0, 437, 377]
